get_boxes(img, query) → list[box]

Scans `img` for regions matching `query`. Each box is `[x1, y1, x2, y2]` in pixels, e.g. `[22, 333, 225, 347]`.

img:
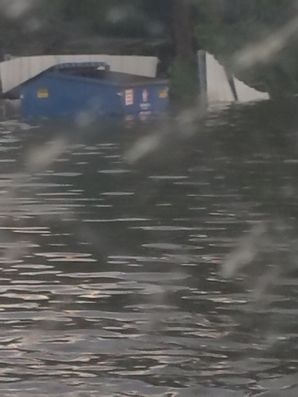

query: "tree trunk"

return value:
[172, 0, 194, 62]
[170, 0, 198, 106]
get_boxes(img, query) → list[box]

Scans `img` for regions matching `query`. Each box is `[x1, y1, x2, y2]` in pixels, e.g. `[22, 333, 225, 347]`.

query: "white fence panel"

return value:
[0, 55, 158, 94]
[205, 52, 269, 103]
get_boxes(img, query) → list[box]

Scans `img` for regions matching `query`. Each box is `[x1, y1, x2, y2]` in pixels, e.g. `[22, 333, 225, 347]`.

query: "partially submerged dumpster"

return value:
[18, 62, 169, 121]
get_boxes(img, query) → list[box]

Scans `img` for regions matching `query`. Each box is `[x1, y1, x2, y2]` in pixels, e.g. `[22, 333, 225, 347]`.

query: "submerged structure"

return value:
[0, 55, 167, 121]
[0, 52, 269, 121]
[18, 62, 168, 121]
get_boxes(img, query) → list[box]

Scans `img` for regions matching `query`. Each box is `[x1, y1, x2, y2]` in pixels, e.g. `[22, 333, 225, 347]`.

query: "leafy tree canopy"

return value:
[0, 0, 298, 98]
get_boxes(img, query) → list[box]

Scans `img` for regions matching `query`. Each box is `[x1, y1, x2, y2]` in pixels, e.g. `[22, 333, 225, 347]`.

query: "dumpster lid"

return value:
[53, 61, 110, 71]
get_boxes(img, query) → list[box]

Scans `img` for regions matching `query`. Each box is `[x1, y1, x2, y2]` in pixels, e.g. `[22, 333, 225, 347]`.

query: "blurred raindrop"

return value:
[26, 137, 68, 172]
[222, 222, 267, 279]
[234, 16, 298, 70]
[0, 0, 37, 19]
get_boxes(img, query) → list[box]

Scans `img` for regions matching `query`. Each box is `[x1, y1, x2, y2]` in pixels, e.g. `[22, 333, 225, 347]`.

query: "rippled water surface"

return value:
[0, 102, 298, 396]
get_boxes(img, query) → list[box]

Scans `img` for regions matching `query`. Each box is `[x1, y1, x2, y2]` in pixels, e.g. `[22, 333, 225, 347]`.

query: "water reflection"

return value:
[0, 101, 297, 395]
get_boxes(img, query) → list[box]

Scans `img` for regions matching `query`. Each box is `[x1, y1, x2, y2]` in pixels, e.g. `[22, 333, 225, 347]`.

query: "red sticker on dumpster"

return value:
[125, 89, 134, 106]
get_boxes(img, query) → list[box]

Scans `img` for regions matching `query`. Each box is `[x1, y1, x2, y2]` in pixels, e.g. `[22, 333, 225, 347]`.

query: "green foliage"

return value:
[194, 0, 298, 96]
[1, 0, 298, 97]
[38, 0, 168, 38]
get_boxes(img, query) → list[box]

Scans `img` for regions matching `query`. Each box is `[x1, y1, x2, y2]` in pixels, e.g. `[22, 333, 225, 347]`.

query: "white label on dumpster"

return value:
[142, 89, 149, 102]
[125, 89, 134, 106]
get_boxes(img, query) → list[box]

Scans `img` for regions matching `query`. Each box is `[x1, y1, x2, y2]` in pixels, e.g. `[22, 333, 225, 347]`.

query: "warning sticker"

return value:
[37, 88, 49, 99]
[125, 89, 134, 106]
[159, 88, 168, 98]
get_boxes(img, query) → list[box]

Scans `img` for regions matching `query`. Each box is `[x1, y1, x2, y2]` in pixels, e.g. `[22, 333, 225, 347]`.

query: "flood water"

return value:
[0, 100, 298, 396]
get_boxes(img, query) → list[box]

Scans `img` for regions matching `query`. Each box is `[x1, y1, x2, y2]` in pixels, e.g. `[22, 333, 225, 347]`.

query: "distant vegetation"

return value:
[195, 0, 298, 98]
[0, 0, 297, 101]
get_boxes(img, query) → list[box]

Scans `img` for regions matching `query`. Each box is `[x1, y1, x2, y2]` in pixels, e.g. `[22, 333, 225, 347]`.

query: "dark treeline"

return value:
[1, 0, 298, 100]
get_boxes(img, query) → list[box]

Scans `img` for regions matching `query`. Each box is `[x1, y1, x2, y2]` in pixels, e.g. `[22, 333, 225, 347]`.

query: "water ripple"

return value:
[0, 109, 297, 395]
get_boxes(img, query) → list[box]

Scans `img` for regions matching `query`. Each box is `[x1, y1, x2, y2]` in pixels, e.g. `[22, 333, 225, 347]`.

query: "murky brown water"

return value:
[0, 101, 298, 396]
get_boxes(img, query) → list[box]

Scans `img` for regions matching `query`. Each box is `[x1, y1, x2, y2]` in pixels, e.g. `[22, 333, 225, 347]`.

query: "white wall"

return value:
[205, 52, 269, 103]
[0, 54, 158, 94]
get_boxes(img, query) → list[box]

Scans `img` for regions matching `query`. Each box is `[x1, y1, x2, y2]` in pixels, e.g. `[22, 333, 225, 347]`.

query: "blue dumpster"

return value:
[19, 62, 169, 121]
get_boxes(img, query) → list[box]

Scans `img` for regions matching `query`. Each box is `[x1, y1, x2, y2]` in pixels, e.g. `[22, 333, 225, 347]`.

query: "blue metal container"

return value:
[19, 62, 169, 121]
